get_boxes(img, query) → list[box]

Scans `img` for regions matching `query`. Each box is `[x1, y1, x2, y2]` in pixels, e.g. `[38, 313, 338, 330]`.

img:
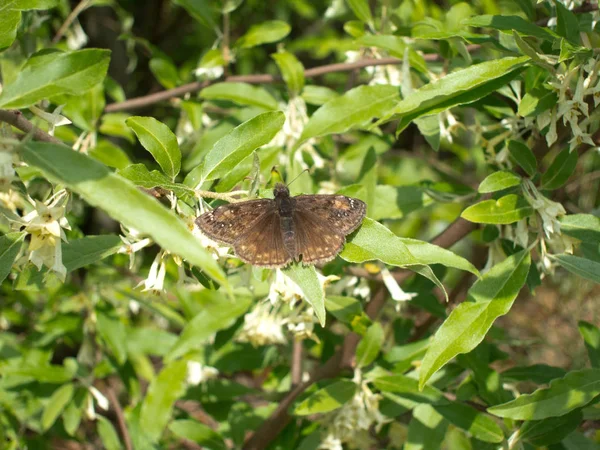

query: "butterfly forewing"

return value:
[293, 195, 366, 235]
[234, 210, 292, 268]
[196, 199, 274, 244]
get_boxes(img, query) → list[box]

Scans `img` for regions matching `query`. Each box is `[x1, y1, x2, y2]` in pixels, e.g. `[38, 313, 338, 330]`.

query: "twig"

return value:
[0, 110, 62, 144]
[104, 46, 482, 113]
[291, 339, 303, 387]
[103, 379, 133, 450]
[52, 0, 92, 44]
[243, 216, 476, 450]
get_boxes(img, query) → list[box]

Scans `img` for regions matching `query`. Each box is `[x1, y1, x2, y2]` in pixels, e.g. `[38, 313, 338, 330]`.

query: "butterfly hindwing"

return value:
[293, 207, 346, 265]
[196, 199, 273, 245]
[233, 211, 292, 268]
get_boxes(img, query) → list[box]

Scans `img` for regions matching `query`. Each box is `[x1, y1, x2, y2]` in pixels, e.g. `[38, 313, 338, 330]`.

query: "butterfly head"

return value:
[273, 183, 290, 200]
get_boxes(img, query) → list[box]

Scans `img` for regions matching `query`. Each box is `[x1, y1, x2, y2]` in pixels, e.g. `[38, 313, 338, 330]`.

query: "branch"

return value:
[52, 0, 92, 44]
[0, 109, 62, 144]
[243, 216, 476, 450]
[104, 46, 481, 113]
[103, 379, 133, 450]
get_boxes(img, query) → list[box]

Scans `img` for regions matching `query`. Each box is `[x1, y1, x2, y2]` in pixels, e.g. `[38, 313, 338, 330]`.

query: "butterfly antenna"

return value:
[286, 169, 311, 187]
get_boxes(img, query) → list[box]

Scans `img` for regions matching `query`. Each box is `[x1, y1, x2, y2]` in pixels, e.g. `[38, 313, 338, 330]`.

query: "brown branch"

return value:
[0, 109, 62, 144]
[291, 339, 303, 387]
[103, 379, 133, 450]
[104, 46, 482, 113]
[243, 216, 476, 450]
[52, 0, 92, 44]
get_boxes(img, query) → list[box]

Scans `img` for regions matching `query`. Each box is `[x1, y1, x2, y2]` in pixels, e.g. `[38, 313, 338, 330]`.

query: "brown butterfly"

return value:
[196, 183, 366, 268]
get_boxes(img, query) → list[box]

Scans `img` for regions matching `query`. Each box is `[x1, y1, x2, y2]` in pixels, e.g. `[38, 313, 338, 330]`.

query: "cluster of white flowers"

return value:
[237, 300, 287, 346]
[319, 372, 389, 450]
[544, 59, 599, 152]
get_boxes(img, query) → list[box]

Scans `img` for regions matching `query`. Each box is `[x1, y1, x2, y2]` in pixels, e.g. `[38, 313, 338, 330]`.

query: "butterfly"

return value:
[196, 183, 366, 268]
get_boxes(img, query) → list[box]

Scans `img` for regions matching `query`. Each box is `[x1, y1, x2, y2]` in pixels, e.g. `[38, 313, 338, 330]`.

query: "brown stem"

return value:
[291, 339, 303, 387]
[243, 216, 476, 450]
[52, 0, 92, 44]
[104, 380, 133, 450]
[0, 109, 63, 144]
[104, 46, 482, 113]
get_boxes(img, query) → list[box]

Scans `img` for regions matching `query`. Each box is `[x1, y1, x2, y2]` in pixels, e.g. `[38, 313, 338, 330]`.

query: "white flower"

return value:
[89, 386, 109, 411]
[237, 301, 286, 346]
[267, 269, 304, 305]
[138, 251, 168, 293]
[522, 180, 565, 239]
[318, 373, 390, 449]
[193, 65, 224, 80]
[186, 361, 219, 386]
[0, 151, 17, 191]
[284, 307, 318, 341]
[17, 192, 71, 280]
[270, 96, 310, 150]
[118, 226, 152, 270]
[380, 266, 417, 311]
[29, 105, 71, 136]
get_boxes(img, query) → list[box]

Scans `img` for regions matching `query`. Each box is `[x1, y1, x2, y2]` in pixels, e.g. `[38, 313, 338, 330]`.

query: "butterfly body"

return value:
[196, 183, 366, 268]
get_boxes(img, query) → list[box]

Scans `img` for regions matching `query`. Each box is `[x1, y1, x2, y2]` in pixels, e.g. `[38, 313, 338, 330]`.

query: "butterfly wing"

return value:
[292, 207, 346, 265]
[233, 210, 292, 268]
[196, 199, 274, 245]
[293, 194, 366, 235]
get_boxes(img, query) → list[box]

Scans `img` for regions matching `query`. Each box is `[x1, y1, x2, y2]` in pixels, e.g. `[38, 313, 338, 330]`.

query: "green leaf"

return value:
[235, 20, 291, 48]
[41, 383, 75, 431]
[0, 232, 25, 284]
[434, 402, 504, 443]
[126, 116, 181, 179]
[90, 141, 132, 170]
[463, 15, 557, 41]
[390, 57, 530, 133]
[560, 214, 600, 243]
[200, 111, 285, 182]
[356, 35, 428, 73]
[541, 148, 578, 190]
[478, 171, 521, 193]
[169, 420, 227, 450]
[302, 85, 339, 105]
[340, 218, 418, 266]
[518, 88, 558, 117]
[578, 321, 600, 368]
[555, 0, 581, 44]
[0, 364, 75, 383]
[399, 238, 480, 276]
[20, 142, 225, 284]
[488, 368, 600, 420]
[519, 409, 583, 446]
[355, 322, 384, 368]
[97, 415, 123, 450]
[200, 82, 278, 110]
[118, 163, 194, 198]
[0, 49, 111, 109]
[272, 51, 305, 96]
[300, 85, 399, 142]
[96, 309, 127, 365]
[284, 264, 326, 327]
[167, 292, 252, 361]
[294, 380, 356, 415]
[173, 0, 217, 29]
[0, 9, 21, 50]
[501, 364, 567, 384]
[371, 185, 433, 220]
[149, 57, 181, 89]
[63, 389, 85, 436]
[140, 359, 189, 441]
[552, 254, 600, 284]
[373, 374, 444, 407]
[508, 140, 537, 177]
[405, 404, 448, 450]
[345, 0, 373, 28]
[461, 194, 533, 224]
[419, 251, 530, 388]
[62, 235, 122, 272]
[325, 296, 369, 333]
